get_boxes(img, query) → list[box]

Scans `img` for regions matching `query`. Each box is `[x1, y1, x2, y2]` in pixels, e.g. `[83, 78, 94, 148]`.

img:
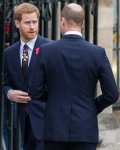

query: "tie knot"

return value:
[23, 44, 29, 52]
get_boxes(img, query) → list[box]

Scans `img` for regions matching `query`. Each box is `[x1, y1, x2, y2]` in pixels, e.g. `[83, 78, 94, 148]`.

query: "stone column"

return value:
[97, 0, 114, 113]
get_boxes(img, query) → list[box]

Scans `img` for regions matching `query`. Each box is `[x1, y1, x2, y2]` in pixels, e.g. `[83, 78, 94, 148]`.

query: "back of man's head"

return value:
[61, 3, 84, 27]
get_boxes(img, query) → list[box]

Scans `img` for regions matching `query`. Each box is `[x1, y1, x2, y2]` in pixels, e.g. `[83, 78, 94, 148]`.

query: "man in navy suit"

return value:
[29, 3, 119, 150]
[3, 3, 52, 150]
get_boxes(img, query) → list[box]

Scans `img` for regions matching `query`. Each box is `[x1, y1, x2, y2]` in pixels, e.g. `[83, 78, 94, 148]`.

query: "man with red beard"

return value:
[3, 3, 52, 150]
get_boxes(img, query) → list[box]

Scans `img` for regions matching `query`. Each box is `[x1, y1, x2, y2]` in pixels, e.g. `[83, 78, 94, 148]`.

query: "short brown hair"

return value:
[14, 3, 40, 21]
[61, 3, 84, 26]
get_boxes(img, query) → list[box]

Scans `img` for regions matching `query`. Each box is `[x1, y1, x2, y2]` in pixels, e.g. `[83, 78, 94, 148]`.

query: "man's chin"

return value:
[29, 34, 37, 39]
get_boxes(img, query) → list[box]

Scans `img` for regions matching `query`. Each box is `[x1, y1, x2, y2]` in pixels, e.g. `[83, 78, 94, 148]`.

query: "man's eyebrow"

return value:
[24, 20, 38, 22]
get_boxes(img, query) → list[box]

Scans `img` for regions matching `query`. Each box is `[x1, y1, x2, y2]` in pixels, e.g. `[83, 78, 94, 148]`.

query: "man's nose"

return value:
[29, 22, 34, 28]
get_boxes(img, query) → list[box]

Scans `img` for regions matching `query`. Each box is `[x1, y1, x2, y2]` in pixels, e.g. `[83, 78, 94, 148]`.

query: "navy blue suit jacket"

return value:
[29, 34, 119, 143]
[3, 35, 52, 140]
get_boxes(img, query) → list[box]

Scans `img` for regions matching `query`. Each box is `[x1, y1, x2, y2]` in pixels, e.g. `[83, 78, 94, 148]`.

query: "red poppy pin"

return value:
[35, 47, 40, 55]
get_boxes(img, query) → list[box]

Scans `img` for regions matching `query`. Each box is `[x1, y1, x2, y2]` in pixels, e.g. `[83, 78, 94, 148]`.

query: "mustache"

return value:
[28, 31, 36, 33]
[28, 29, 38, 32]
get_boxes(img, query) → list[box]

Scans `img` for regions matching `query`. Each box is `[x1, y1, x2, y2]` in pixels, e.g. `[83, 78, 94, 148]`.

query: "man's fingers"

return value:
[9, 90, 31, 103]
[17, 96, 31, 101]
[16, 100, 28, 103]
[15, 97, 30, 103]
[17, 91, 30, 96]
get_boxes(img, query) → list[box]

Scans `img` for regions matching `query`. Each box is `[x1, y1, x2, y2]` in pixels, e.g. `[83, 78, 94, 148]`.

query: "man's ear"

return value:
[81, 20, 84, 29]
[15, 20, 20, 29]
[61, 17, 66, 26]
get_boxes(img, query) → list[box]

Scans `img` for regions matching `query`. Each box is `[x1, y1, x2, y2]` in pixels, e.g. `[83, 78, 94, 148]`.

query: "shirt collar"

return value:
[20, 35, 37, 50]
[65, 31, 82, 37]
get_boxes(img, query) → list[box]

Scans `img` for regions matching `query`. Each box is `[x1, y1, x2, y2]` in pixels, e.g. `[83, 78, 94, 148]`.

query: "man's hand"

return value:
[7, 90, 31, 103]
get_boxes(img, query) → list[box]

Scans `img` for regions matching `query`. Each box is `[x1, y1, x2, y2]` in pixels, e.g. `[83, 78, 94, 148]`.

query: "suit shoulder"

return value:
[4, 41, 20, 54]
[37, 35, 53, 44]
[84, 40, 105, 53]
[85, 40, 104, 49]
[41, 40, 56, 48]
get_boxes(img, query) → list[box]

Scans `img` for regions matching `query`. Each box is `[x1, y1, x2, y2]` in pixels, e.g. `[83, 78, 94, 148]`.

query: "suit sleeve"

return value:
[28, 49, 46, 100]
[2, 51, 14, 99]
[95, 49, 119, 114]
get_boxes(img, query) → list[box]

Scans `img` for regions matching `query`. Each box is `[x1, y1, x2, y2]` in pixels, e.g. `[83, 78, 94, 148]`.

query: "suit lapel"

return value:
[26, 35, 42, 87]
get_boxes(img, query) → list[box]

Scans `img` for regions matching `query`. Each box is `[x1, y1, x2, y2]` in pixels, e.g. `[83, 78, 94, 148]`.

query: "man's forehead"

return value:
[21, 12, 38, 19]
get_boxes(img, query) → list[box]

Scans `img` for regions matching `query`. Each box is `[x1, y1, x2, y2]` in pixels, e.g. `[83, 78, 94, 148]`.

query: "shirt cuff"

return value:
[7, 89, 13, 101]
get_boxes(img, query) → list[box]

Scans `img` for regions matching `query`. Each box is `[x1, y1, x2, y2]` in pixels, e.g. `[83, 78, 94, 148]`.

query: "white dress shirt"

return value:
[20, 35, 37, 65]
[65, 31, 82, 36]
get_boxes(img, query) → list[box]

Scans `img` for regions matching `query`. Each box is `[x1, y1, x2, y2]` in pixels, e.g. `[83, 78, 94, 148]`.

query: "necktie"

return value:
[22, 44, 29, 81]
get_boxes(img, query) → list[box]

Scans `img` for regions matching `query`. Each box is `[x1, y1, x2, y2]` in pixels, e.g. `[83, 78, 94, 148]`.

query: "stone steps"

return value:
[97, 113, 120, 150]
[97, 143, 120, 150]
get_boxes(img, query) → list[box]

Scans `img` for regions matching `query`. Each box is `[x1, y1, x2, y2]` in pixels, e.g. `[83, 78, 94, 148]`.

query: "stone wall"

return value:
[97, 0, 114, 114]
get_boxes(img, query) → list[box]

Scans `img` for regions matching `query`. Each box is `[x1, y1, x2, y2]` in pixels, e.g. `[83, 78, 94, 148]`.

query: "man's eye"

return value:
[24, 21, 37, 24]
[25, 22, 30, 24]
[33, 21, 37, 24]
